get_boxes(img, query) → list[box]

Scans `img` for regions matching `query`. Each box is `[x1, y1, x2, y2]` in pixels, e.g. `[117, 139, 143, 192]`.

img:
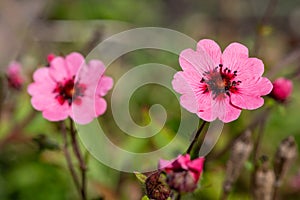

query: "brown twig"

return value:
[69, 119, 87, 200]
[60, 122, 81, 194]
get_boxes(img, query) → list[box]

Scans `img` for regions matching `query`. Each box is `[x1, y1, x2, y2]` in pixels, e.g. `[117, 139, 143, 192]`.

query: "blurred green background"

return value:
[0, 0, 300, 199]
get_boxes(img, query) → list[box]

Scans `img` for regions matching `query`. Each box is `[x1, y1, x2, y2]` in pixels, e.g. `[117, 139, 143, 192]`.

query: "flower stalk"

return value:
[60, 122, 81, 194]
[69, 119, 87, 200]
[186, 121, 207, 159]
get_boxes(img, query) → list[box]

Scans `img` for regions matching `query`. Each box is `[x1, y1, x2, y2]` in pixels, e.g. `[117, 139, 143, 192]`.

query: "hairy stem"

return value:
[69, 119, 87, 200]
[60, 122, 81, 194]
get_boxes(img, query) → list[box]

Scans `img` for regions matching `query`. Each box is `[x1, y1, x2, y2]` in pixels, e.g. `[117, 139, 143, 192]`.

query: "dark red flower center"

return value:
[201, 64, 241, 98]
[53, 76, 86, 105]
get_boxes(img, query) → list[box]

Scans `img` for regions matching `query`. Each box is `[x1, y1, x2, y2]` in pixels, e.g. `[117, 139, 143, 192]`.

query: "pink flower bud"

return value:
[6, 61, 24, 90]
[47, 53, 56, 63]
[159, 154, 205, 193]
[167, 171, 197, 192]
[270, 77, 293, 102]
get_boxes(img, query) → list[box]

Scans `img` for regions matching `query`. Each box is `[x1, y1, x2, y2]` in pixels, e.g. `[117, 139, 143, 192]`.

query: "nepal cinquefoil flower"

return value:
[28, 52, 113, 124]
[172, 39, 273, 123]
[159, 154, 205, 192]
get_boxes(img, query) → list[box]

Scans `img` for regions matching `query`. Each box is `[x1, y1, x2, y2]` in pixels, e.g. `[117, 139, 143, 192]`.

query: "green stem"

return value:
[186, 121, 207, 159]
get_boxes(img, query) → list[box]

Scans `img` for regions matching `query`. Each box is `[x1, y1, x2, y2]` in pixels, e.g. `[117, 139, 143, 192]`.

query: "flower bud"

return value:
[47, 53, 56, 63]
[166, 171, 197, 192]
[159, 154, 205, 193]
[270, 77, 293, 102]
[6, 61, 24, 90]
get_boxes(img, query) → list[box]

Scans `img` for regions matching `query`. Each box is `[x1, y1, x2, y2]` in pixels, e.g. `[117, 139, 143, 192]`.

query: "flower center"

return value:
[53, 76, 86, 105]
[201, 64, 241, 98]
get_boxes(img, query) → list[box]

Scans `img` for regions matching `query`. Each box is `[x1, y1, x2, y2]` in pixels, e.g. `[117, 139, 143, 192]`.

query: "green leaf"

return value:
[141, 195, 150, 200]
[134, 172, 147, 184]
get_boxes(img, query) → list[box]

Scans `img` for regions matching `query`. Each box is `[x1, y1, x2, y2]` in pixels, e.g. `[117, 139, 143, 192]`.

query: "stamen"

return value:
[200, 63, 241, 97]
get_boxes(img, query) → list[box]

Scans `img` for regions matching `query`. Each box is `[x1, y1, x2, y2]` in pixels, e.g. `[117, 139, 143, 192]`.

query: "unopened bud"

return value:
[167, 171, 197, 193]
[270, 77, 293, 102]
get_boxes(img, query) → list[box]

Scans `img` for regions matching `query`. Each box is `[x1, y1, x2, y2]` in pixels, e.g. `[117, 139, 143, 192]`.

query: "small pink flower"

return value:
[270, 77, 293, 102]
[6, 61, 24, 90]
[28, 52, 113, 124]
[159, 154, 205, 192]
[172, 39, 273, 123]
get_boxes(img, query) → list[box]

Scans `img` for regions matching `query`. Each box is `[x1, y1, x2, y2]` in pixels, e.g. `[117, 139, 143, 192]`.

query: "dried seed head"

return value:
[145, 171, 171, 200]
[223, 130, 253, 193]
[254, 163, 275, 200]
[274, 136, 298, 185]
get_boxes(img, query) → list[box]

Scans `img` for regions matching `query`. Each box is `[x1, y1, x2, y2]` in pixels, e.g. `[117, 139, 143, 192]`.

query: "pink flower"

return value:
[172, 39, 273, 123]
[28, 52, 113, 124]
[159, 154, 205, 192]
[6, 61, 24, 90]
[270, 77, 293, 102]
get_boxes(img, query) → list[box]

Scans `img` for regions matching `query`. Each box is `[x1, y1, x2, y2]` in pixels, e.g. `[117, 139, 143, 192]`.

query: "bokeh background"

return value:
[0, 0, 300, 199]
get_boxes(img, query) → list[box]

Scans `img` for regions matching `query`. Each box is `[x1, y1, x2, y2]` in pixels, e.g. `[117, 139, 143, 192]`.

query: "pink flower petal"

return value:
[179, 48, 215, 75]
[188, 157, 205, 172]
[222, 43, 263, 76]
[172, 72, 198, 113]
[158, 158, 174, 170]
[31, 68, 55, 84]
[94, 97, 107, 116]
[222, 42, 249, 65]
[77, 60, 105, 90]
[219, 97, 242, 123]
[187, 157, 205, 181]
[49, 57, 69, 82]
[65, 52, 85, 77]
[97, 76, 114, 96]
[197, 39, 222, 67]
[72, 96, 95, 124]
[173, 154, 190, 170]
[42, 100, 70, 121]
[232, 58, 265, 80]
[230, 93, 264, 110]
[240, 77, 273, 96]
